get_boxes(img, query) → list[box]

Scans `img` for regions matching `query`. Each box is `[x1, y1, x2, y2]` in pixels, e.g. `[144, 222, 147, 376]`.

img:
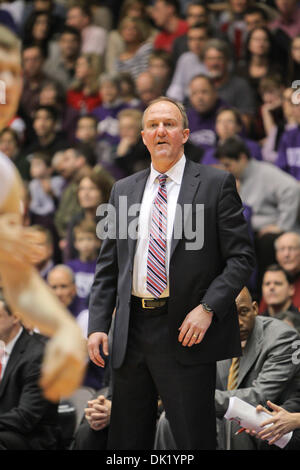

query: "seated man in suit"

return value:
[71, 385, 112, 450]
[0, 293, 60, 450]
[155, 286, 300, 450]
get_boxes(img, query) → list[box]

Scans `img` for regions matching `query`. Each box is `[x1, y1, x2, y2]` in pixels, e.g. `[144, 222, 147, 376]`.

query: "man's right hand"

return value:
[88, 332, 109, 368]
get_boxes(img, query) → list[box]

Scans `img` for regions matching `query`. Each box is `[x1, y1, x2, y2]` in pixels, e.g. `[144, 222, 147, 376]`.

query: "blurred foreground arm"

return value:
[0, 171, 87, 402]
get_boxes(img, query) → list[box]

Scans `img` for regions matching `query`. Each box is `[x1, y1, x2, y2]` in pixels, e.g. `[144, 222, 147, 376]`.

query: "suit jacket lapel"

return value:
[170, 159, 202, 260]
[127, 168, 150, 265]
[0, 329, 28, 398]
[237, 319, 263, 387]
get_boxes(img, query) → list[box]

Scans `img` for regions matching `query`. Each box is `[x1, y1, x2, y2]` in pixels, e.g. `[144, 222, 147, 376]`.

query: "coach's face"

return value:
[141, 100, 189, 172]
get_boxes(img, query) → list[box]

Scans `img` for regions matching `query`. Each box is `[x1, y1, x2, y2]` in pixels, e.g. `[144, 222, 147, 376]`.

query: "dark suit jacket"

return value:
[88, 159, 255, 369]
[0, 329, 60, 450]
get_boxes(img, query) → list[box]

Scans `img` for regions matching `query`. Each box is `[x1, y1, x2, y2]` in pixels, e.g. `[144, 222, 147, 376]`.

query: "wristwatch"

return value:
[201, 303, 214, 314]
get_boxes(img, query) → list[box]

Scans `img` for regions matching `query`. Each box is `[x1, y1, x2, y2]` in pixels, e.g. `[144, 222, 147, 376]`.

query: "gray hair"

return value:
[142, 96, 189, 130]
[274, 232, 300, 250]
[47, 264, 75, 284]
[201, 38, 231, 62]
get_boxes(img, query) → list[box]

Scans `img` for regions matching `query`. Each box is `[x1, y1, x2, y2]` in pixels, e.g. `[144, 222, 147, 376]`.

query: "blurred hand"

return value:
[39, 322, 87, 402]
[40, 178, 52, 195]
[116, 137, 133, 157]
[0, 214, 44, 267]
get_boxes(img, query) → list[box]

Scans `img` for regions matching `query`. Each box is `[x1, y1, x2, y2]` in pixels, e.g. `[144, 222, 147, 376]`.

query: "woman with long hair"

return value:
[67, 53, 102, 114]
[23, 10, 55, 58]
[287, 34, 300, 85]
[114, 16, 153, 80]
[105, 0, 155, 74]
[238, 26, 283, 102]
[64, 165, 114, 261]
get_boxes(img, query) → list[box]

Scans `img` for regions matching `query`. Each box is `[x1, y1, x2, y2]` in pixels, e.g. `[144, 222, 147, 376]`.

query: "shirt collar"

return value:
[149, 154, 186, 187]
[5, 327, 23, 358]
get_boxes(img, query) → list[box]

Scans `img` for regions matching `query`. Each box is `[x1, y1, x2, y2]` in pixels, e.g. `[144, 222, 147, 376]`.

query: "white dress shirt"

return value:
[132, 154, 186, 298]
[0, 327, 23, 380]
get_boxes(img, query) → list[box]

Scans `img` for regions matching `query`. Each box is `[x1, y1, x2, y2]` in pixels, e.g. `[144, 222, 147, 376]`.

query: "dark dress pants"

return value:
[107, 301, 217, 450]
[72, 419, 109, 450]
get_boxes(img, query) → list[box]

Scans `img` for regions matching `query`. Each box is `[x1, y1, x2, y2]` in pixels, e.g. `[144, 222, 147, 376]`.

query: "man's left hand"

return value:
[178, 304, 213, 347]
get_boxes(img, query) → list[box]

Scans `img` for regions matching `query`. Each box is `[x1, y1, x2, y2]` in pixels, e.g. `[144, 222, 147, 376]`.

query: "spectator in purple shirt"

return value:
[202, 107, 262, 165]
[186, 74, 226, 151]
[0, 8, 17, 34]
[92, 73, 129, 147]
[276, 97, 300, 180]
[66, 219, 100, 313]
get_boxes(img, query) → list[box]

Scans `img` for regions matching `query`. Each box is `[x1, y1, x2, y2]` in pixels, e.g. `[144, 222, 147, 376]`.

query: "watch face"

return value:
[202, 303, 212, 312]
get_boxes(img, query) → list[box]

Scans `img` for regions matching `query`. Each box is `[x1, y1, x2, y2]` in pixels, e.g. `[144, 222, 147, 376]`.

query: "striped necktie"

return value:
[227, 357, 240, 390]
[146, 174, 168, 298]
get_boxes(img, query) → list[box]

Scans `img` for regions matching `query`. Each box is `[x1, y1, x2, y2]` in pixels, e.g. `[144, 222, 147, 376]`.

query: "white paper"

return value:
[224, 396, 292, 448]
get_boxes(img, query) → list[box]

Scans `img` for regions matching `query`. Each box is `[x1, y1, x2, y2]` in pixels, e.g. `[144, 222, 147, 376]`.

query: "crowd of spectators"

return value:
[2, 0, 300, 451]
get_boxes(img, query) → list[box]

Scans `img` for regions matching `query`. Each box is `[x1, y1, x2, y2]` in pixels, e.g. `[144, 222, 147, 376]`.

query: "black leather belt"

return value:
[131, 296, 169, 309]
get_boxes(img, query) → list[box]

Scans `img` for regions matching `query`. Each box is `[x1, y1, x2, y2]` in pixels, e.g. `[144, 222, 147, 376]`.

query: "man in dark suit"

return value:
[0, 295, 60, 450]
[87, 96, 255, 450]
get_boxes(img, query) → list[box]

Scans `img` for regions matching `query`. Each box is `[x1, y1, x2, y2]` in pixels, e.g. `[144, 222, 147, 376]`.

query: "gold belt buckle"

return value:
[142, 298, 155, 309]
